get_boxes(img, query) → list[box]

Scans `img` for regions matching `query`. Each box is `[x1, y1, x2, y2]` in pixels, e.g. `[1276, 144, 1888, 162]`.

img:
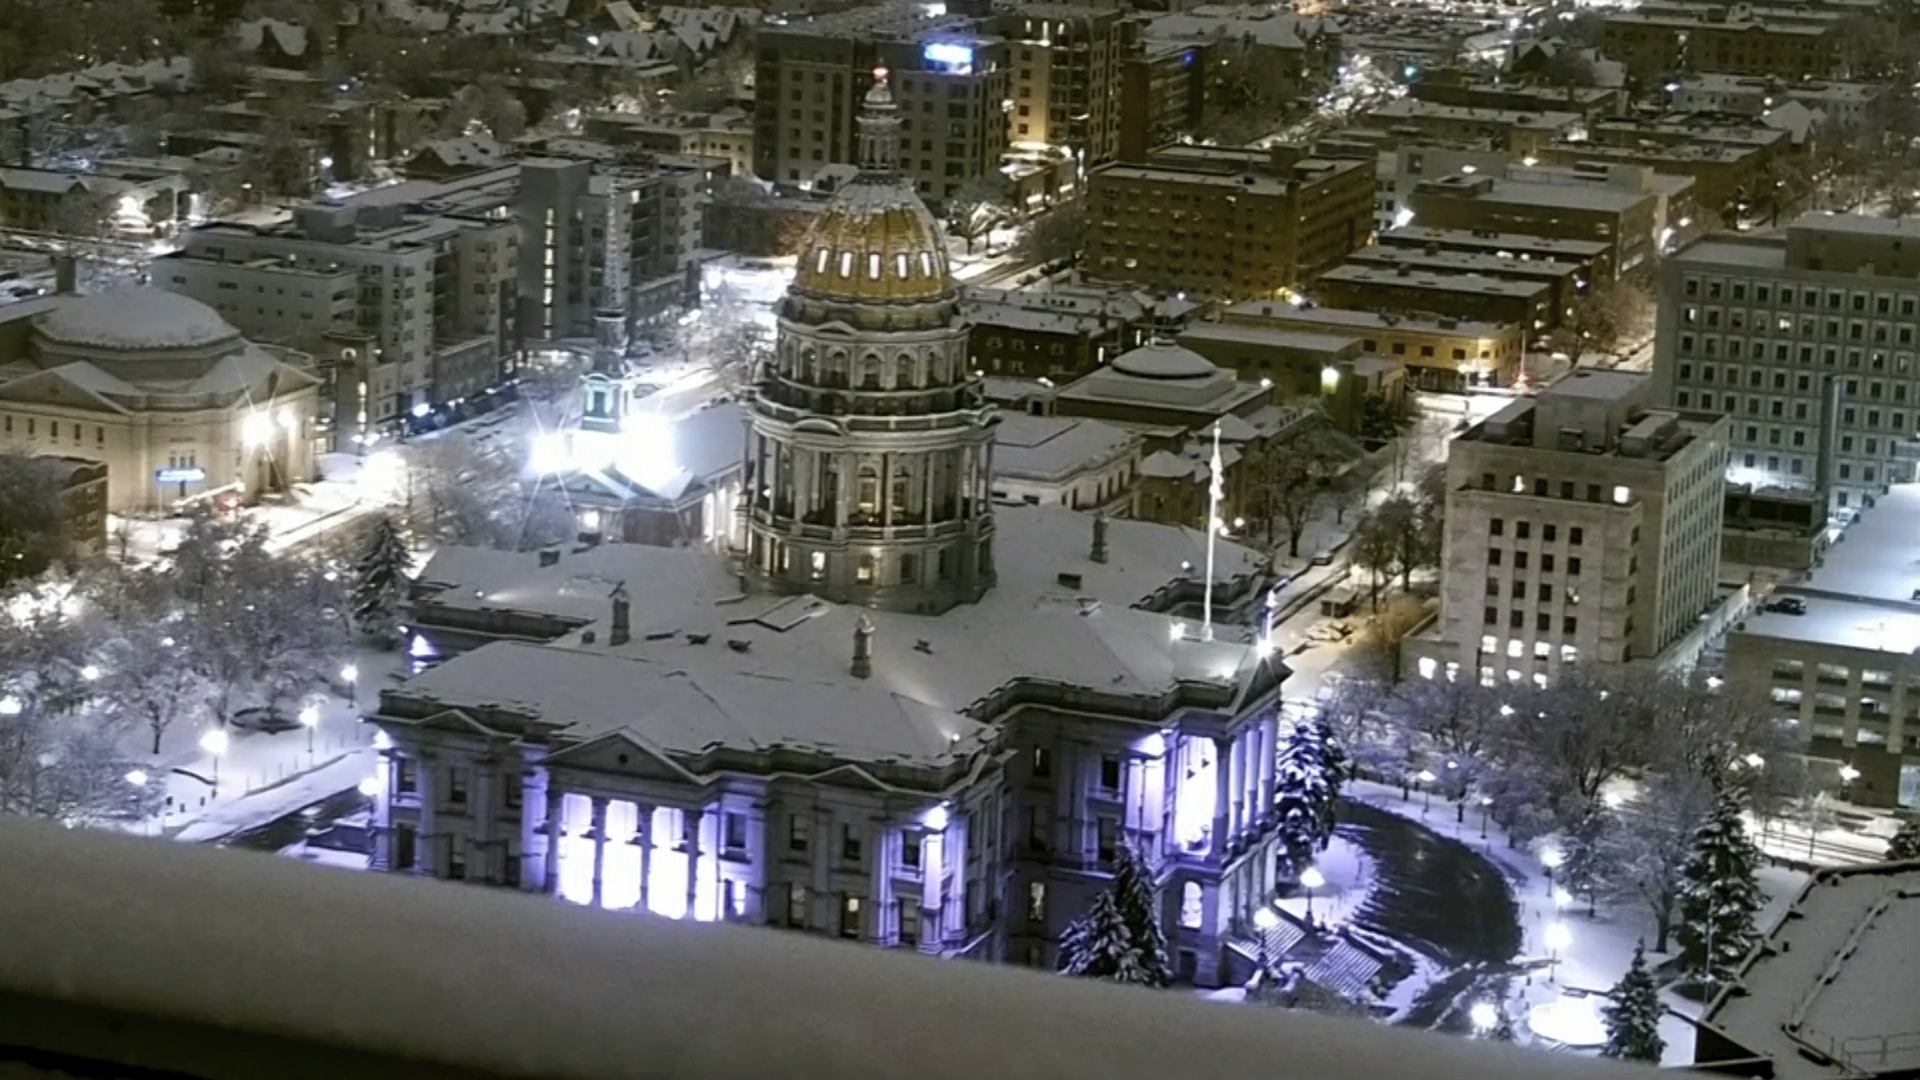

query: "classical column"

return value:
[416, 758, 439, 878]
[1228, 732, 1246, 840]
[684, 807, 704, 919]
[472, 762, 495, 880]
[881, 452, 893, 527]
[868, 823, 891, 945]
[922, 451, 936, 523]
[1211, 736, 1232, 855]
[1260, 714, 1279, 826]
[636, 803, 654, 914]
[542, 786, 563, 895]
[589, 796, 608, 908]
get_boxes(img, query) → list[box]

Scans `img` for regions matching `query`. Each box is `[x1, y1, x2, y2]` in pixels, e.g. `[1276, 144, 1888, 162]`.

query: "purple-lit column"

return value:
[684, 807, 703, 919]
[542, 787, 563, 895]
[1228, 733, 1246, 840]
[944, 812, 969, 944]
[472, 763, 495, 881]
[416, 758, 439, 877]
[636, 803, 653, 913]
[589, 796, 608, 909]
[1211, 737, 1232, 856]
[867, 824, 891, 944]
[1259, 715, 1278, 826]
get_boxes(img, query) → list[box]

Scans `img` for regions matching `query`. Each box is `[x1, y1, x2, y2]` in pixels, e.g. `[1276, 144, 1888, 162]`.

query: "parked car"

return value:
[1763, 596, 1807, 616]
[1309, 552, 1334, 567]
[230, 706, 300, 733]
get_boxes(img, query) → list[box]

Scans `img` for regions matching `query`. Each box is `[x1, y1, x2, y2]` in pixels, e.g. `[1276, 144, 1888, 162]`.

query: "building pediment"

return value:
[416, 707, 512, 739]
[805, 762, 897, 793]
[0, 366, 132, 415]
[547, 729, 701, 784]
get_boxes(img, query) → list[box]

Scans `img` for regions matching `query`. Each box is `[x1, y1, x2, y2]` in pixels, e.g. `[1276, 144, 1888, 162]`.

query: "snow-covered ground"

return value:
[1345, 779, 1807, 1064]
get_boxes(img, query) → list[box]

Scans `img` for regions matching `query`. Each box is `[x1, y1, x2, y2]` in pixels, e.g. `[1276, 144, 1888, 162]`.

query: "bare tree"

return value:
[1254, 427, 1349, 559]
[945, 176, 1010, 255]
[1015, 200, 1086, 266]
[1601, 774, 1713, 952]
[1553, 278, 1653, 368]
[99, 609, 212, 755]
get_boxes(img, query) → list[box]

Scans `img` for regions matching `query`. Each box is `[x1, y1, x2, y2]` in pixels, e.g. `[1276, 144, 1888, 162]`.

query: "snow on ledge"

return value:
[0, 819, 1662, 1080]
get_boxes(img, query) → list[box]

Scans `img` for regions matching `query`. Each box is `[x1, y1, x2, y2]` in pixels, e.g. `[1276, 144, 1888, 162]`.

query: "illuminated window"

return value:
[815, 248, 829, 273]
[839, 251, 853, 277]
[787, 883, 809, 927]
[920, 251, 934, 277]
[809, 551, 827, 581]
[897, 253, 910, 278]
[1612, 485, 1630, 504]
[1180, 882, 1203, 929]
[839, 895, 863, 938]
[1418, 656, 1438, 679]
[868, 252, 882, 280]
[1028, 882, 1047, 923]
[1506, 639, 1523, 658]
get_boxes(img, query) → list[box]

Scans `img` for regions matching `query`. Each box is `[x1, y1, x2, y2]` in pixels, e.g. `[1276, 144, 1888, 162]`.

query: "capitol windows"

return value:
[809, 551, 827, 582]
[815, 248, 829, 274]
[896, 253, 910, 279]
[920, 251, 935, 278]
[868, 253, 882, 280]
[839, 251, 854, 278]
[857, 554, 875, 584]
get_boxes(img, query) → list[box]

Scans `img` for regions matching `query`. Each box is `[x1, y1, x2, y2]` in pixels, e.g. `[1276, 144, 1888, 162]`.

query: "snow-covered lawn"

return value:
[1272, 832, 1374, 931]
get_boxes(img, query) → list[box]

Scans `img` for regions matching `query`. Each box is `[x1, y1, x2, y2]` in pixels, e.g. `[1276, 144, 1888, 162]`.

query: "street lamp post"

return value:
[1252, 905, 1279, 977]
[1417, 769, 1436, 814]
[300, 703, 321, 762]
[1545, 920, 1572, 984]
[1479, 795, 1493, 839]
[200, 729, 229, 791]
[1540, 847, 1564, 895]
[1299, 866, 1325, 929]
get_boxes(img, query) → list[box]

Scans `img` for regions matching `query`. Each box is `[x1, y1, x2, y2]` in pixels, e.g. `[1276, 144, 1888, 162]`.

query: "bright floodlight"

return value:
[1469, 1001, 1499, 1032]
[124, 769, 148, 787]
[1545, 921, 1573, 951]
[1252, 906, 1281, 930]
[2, 694, 27, 716]
[357, 776, 381, 797]
[372, 731, 393, 751]
[529, 430, 569, 475]
[616, 410, 680, 491]
[1552, 887, 1573, 908]
[1744, 753, 1767, 770]
[241, 411, 275, 448]
[1417, 769, 1436, 784]
[1839, 764, 1861, 782]
[921, 801, 951, 832]
[1498, 704, 1515, 717]
[80, 664, 101, 681]
[1300, 866, 1326, 890]
[340, 663, 359, 683]
[1540, 847, 1565, 869]
[299, 704, 320, 728]
[200, 729, 229, 756]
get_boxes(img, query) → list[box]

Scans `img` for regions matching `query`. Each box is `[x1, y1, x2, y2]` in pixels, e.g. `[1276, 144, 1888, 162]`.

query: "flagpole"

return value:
[1204, 421, 1222, 642]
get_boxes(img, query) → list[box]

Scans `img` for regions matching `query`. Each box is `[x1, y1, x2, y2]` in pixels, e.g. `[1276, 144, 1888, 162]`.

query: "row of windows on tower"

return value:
[812, 247, 942, 282]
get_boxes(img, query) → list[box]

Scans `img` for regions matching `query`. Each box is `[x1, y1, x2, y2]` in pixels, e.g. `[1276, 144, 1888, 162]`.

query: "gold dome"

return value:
[789, 68, 955, 307]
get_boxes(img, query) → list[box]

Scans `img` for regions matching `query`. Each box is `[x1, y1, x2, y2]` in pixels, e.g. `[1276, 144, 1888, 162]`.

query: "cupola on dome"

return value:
[790, 68, 954, 307]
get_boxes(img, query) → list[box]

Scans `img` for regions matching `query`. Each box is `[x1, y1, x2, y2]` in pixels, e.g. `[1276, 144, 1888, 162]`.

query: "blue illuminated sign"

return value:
[923, 42, 974, 68]
[156, 467, 207, 484]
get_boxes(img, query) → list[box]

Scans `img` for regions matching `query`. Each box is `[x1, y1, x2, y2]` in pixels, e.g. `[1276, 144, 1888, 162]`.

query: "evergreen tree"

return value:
[1109, 842, 1171, 987]
[1274, 720, 1341, 877]
[1676, 786, 1764, 988]
[1888, 816, 1920, 862]
[1601, 944, 1667, 1063]
[351, 514, 410, 647]
[1056, 891, 1145, 983]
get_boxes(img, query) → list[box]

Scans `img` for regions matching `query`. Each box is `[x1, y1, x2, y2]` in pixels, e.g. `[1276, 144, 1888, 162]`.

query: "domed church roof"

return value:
[36, 288, 243, 353]
[790, 69, 954, 307]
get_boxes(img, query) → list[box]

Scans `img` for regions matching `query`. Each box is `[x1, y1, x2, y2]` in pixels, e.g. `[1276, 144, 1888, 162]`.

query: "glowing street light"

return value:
[200, 728, 229, 789]
[0, 695, 19, 716]
[124, 769, 148, 787]
[1540, 846, 1564, 894]
[1417, 768, 1437, 813]
[340, 663, 359, 684]
[357, 776, 381, 798]
[1299, 865, 1326, 926]
[1544, 920, 1572, 983]
[80, 664, 101, 681]
[300, 703, 321, 759]
[1469, 1001, 1500, 1033]
[1552, 886, 1573, 910]
[1252, 905, 1280, 971]
[1838, 764, 1861, 784]
[1479, 795, 1494, 839]
[1743, 753, 1767, 770]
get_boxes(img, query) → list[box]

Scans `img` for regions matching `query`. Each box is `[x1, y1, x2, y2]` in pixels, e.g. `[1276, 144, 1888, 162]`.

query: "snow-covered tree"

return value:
[1889, 816, 1920, 862]
[1676, 785, 1764, 988]
[99, 614, 212, 755]
[1057, 890, 1147, 983]
[352, 513, 410, 647]
[1274, 718, 1347, 878]
[1601, 774, 1714, 952]
[1601, 944, 1666, 1063]
[1109, 842, 1171, 988]
[1560, 805, 1613, 916]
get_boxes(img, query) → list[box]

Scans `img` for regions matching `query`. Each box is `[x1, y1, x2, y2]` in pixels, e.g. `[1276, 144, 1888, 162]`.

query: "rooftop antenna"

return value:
[1203, 421, 1222, 643]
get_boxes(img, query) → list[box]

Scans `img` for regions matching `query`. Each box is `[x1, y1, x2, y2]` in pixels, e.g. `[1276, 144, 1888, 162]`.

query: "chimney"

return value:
[54, 255, 77, 296]
[851, 614, 874, 679]
[1091, 512, 1110, 563]
[609, 582, 631, 646]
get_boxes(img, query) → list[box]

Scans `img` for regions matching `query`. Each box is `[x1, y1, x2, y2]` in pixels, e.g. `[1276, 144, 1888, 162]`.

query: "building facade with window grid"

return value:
[1412, 371, 1728, 686]
[1653, 217, 1920, 518]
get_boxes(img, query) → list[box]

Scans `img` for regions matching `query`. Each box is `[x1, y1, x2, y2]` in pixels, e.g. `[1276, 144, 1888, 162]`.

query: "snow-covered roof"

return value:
[0, 816, 1639, 1080]
[992, 412, 1139, 482]
[1741, 483, 1920, 652]
[33, 288, 240, 352]
[403, 505, 1274, 763]
[1112, 339, 1219, 381]
[1698, 862, 1920, 1078]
